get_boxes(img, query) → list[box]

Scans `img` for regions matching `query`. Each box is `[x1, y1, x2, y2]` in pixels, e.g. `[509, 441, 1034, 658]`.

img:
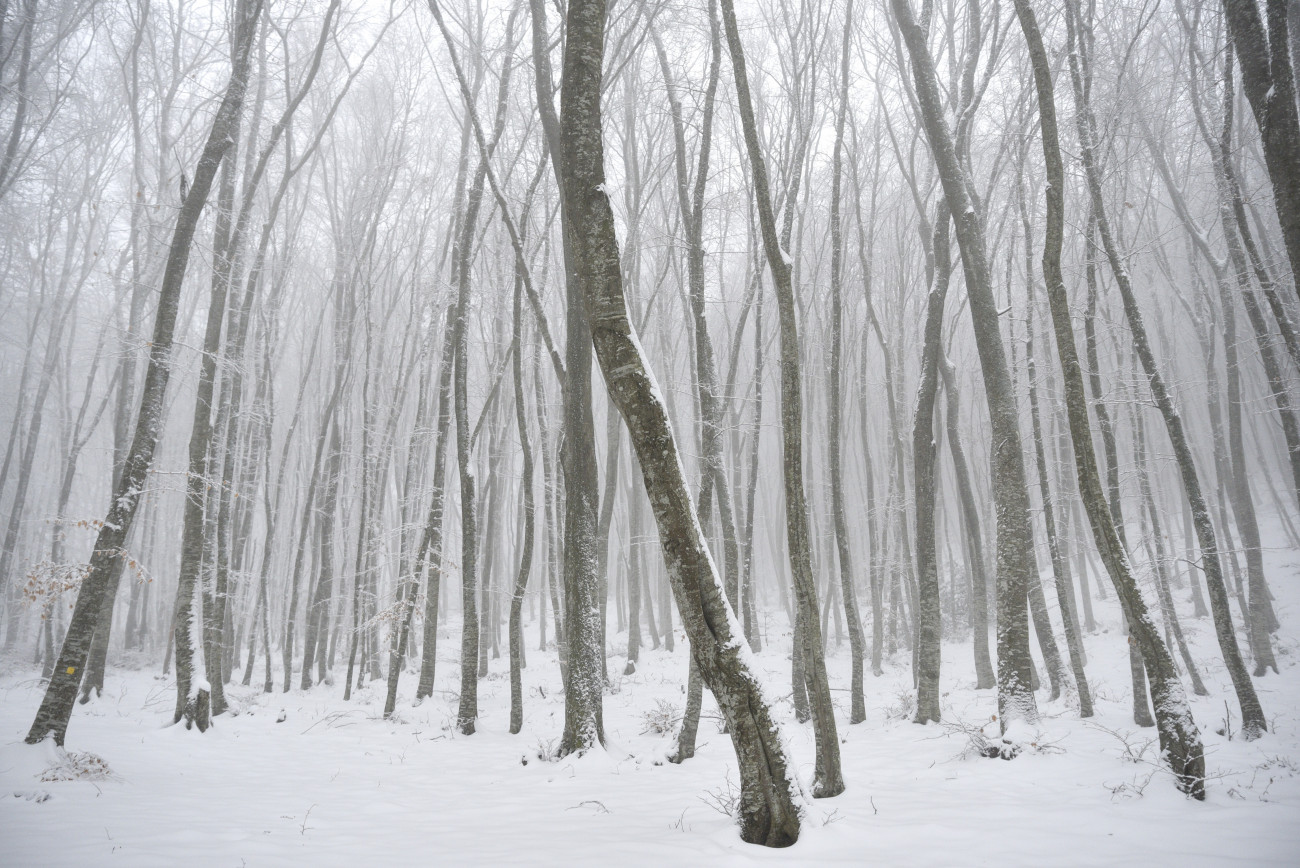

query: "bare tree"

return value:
[557, 0, 807, 843]
[25, 0, 264, 746]
[720, 0, 844, 797]
[891, 0, 1040, 731]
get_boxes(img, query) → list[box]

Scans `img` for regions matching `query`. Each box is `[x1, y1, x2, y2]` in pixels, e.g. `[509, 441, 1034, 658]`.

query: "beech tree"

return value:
[25, 0, 264, 746]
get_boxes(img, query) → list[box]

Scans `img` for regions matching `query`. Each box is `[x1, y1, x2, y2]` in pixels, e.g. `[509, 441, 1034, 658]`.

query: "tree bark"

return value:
[1013, 0, 1205, 794]
[25, 0, 263, 746]
[559, 0, 806, 844]
[720, 0, 844, 797]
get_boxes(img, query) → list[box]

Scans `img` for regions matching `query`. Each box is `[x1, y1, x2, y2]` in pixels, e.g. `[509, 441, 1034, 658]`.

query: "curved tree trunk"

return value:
[558, 0, 806, 844]
[892, 0, 1039, 731]
[1013, 0, 1205, 795]
[25, 0, 263, 746]
[720, 0, 844, 797]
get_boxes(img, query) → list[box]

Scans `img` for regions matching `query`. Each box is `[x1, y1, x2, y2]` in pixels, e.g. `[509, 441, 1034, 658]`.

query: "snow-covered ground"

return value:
[4, 539, 1299, 866]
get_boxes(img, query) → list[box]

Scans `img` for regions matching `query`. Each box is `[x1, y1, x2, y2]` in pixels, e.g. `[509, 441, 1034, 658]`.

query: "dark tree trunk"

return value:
[1222, 0, 1300, 290]
[721, 0, 844, 797]
[558, 0, 806, 844]
[1013, 0, 1205, 795]
[25, 0, 263, 746]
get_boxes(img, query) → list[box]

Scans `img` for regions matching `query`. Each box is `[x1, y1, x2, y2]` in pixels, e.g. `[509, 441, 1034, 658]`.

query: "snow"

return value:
[3, 536, 1300, 865]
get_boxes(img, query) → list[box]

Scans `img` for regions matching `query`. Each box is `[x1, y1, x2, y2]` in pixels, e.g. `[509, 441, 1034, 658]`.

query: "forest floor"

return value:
[3, 532, 1300, 866]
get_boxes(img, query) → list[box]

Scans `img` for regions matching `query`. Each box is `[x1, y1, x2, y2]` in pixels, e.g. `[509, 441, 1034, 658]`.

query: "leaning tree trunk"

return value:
[1131, 394, 1209, 697]
[171, 65, 252, 725]
[558, 0, 806, 845]
[1065, 0, 1264, 740]
[1012, 0, 1205, 796]
[1221, 0, 1300, 290]
[720, 0, 844, 797]
[654, 0, 743, 758]
[1216, 58, 1281, 673]
[892, 0, 1039, 731]
[25, 0, 263, 747]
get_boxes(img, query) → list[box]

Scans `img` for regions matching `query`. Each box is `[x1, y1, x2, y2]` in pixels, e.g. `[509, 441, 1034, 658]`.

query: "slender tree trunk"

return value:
[829, 0, 867, 725]
[1013, 0, 1205, 794]
[912, 205, 951, 724]
[1024, 279, 1092, 716]
[1132, 397, 1209, 696]
[558, 0, 807, 842]
[25, 0, 263, 746]
[509, 267, 536, 734]
[413, 312, 457, 702]
[625, 456, 644, 671]
[893, 0, 1040, 730]
[721, 0, 844, 796]
[940, 360, 995, 688]
[1217, 253, 1279, 675]
[741, 289, 764, 653]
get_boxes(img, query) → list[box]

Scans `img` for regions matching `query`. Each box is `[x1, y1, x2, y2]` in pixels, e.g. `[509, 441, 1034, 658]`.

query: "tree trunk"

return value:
[893, 0, 1039, 731]
[721, 0, 844, 797]
[912, 205, 951, 724]
[25, 0, 263, 746]
[829, 0, 867, 725]
[558, 0, 806, 843]
[1013, 0, 1205, 795]
[509, 264, 536, 734]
